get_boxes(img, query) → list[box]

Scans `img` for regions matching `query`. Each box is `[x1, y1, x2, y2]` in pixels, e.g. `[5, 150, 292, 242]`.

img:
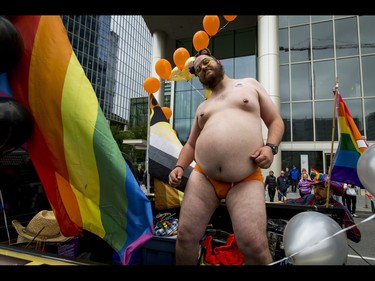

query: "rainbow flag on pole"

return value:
[331, 91, 368, 188]
[7, 16, 153, 265]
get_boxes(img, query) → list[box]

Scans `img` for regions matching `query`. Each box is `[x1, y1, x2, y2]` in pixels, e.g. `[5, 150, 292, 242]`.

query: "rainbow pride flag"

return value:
[310, 168, 324, 182]
[7, 16, 153, 265]
[331, 91, 368, 188]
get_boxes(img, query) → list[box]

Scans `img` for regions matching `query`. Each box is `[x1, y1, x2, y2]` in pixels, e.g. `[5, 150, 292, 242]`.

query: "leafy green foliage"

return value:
[110, 124, 147, 169]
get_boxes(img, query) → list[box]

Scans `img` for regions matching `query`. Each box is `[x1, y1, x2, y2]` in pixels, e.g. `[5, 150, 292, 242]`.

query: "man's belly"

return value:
[195, 121, 263, 182]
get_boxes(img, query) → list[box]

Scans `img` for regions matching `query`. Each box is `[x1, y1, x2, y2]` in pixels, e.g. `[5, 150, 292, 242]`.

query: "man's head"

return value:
[311, 179, 344, 202]
[189, 48, 224, 89]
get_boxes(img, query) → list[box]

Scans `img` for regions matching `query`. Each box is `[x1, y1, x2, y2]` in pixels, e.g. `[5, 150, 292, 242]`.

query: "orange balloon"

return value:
[224, 15, 237, 22]
[161, 107, 172, 120]
[203, 15, 220, 37]
[143, 77, 160, 94]
[193, 30, 209, 52]
[173, 47, 190, 70]
[155, 58, 172, 80]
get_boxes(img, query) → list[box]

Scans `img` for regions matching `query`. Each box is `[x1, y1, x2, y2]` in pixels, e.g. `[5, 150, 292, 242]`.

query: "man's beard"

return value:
[199, 63, 224, 89]
[315, 194, 327, 205]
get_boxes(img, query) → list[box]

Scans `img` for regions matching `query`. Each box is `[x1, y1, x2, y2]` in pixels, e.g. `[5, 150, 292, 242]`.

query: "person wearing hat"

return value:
[12, 210, 73, 249]
[282, 178, 361, 243]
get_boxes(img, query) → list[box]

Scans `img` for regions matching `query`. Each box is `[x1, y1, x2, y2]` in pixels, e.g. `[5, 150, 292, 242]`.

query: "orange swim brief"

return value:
[193, 164, 263, 199]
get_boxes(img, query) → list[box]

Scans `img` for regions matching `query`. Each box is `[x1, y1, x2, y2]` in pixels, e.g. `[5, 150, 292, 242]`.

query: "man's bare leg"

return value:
[226, 180, 273, 265]
[175, 171, 219, 265]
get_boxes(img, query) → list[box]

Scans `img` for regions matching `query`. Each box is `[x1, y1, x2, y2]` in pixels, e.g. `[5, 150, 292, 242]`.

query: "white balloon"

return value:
[283, 211, 348, 265]
[184, 56, 195, 68]
[357, 144, 375, 196]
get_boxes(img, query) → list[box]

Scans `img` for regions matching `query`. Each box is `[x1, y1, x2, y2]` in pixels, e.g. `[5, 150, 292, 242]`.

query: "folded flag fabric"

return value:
[148, 93, 195, 192]
[7, 15, 153, 265]
[154, 178, 184, 210]
[331, 91, 368, 188]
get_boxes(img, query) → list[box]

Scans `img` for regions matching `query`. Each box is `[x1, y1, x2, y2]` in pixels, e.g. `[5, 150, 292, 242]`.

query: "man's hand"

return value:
[168, 167, 183, 187]
[250, 146, 274, 169]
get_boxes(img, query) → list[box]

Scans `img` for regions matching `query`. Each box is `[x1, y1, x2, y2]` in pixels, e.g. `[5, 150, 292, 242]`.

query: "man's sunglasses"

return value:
[189, 57, 212, 76]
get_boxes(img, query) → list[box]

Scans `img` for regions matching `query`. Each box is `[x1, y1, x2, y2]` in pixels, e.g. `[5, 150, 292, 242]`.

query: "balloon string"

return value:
[170, 73, 208, 100]
[268, 213, 375, 266]
[186, 79, 205, 100]
[208, 21, 230, 43]
[169, 75, 205, 99]
[218, 21, 230, 34]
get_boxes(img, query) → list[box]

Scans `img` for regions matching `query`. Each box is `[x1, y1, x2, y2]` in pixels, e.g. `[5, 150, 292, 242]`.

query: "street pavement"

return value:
[345, 190, 375, 265]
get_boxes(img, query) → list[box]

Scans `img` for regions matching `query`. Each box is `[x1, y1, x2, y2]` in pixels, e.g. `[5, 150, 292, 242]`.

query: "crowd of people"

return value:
[283, 178, 361, 243]
[263, 165, 365, 244]
[264, 165, 365, 217]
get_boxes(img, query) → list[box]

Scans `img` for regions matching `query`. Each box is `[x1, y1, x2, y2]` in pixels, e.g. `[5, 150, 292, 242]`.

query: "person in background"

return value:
[136, 164, 145, 186]
[344, 183, 359, 217]
[342, 183, 347, 207]
[289, 165, 299, 193]
[264, 170, 277, 202]
[284, 167, 291, 192]
[283, 179, 361, 243]
[366, 191, 375, 213]
[168, 48, 284, 265]
[297, 172, 313, 197]
[332, 182, 344, 204]
[276, 170, 288, 201]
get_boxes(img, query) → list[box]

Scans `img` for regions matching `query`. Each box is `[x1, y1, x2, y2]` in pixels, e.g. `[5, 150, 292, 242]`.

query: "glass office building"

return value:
[62, 15, 153, 129]
[279, 15, 375, 171]
[143, 15, 375, 174]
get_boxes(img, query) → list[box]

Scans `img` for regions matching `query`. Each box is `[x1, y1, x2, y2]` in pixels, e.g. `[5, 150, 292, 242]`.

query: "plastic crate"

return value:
[141, 236, 176, 265]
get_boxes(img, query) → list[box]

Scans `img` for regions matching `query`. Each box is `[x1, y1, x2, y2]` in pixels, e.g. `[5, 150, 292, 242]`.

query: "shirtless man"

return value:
[168, 48, 284, 265]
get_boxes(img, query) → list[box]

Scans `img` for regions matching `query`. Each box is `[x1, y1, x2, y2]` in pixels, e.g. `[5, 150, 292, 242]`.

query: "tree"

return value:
[110, 124, 147, 168]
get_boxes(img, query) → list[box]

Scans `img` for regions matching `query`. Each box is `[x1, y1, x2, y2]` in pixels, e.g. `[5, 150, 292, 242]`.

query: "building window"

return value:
[279, 15, 375, 142]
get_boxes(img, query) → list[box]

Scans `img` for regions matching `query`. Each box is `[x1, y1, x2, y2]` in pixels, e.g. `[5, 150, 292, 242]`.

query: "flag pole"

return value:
[326, 77, 339, 208]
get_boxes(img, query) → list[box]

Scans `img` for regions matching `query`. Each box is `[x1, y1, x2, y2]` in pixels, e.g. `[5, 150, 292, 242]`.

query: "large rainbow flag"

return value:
[7, 15, 153, 265]
[331, 91, 368, 188]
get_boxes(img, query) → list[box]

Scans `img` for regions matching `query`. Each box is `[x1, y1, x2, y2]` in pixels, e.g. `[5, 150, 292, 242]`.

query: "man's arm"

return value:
[250, 78, 285, 168]
[338, 204, 361, 243]
[258, 85, 285, 147]
[168, 111, 202, 187]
